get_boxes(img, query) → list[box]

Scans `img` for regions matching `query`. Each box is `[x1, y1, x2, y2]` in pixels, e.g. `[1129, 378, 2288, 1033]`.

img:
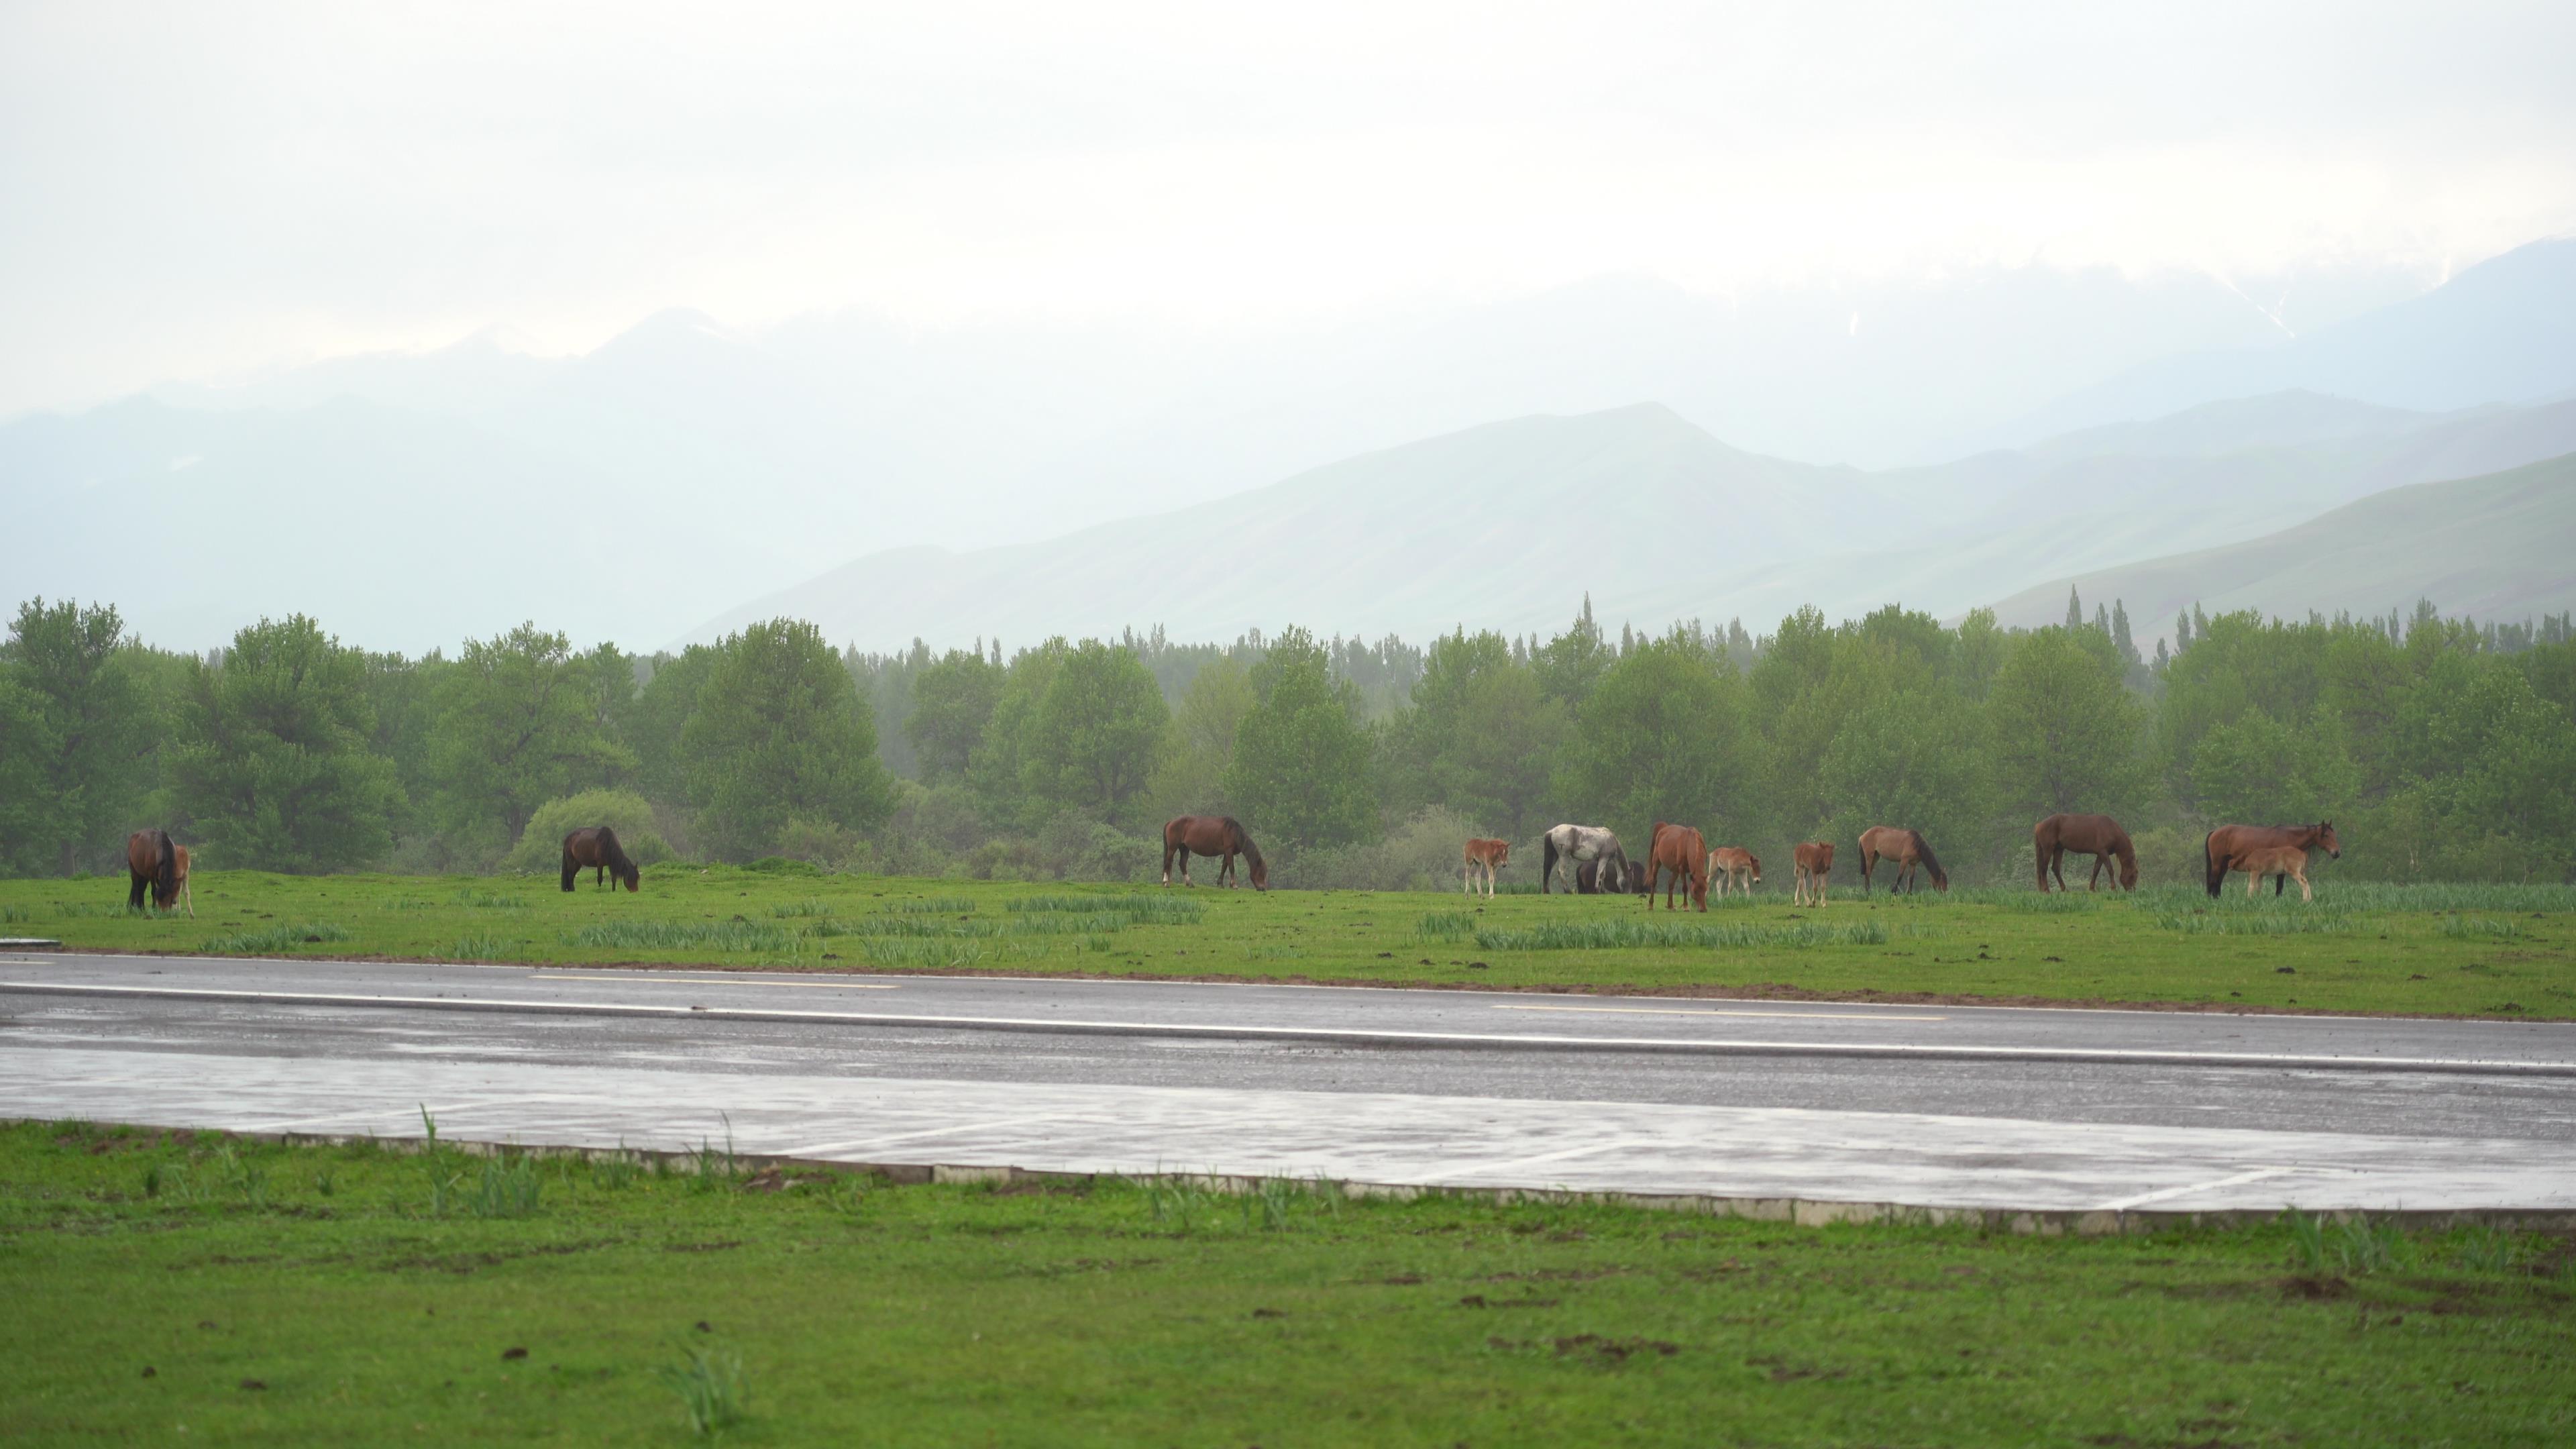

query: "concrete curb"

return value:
[38, 1118, 2576, 1237]
[9, 979, 2575, 1077]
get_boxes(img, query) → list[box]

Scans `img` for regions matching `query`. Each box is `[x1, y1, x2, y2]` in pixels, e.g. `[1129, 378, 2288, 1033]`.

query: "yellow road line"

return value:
[1492, 1004, 1945, 1022]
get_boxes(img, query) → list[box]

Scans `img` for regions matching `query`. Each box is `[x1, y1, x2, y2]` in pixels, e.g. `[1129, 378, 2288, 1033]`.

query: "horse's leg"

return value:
[2296, 867, 2312, 903]
[2087, 854, 2104, 892]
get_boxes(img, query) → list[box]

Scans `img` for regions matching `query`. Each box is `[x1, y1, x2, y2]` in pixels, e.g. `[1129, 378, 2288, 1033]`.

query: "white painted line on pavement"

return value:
[2096, 1166, 2304, 1212]
[1452, 1136, 1662, 1179]
[1494, 1004, 1946, 1022]
[8, 980, 2576, 1075]
[775, 1113, 1085, 1159]
[527, 973, 900, 990]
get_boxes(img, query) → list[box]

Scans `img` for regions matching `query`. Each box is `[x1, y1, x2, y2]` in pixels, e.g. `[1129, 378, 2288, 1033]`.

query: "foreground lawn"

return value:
[1, 1122, 2569, 1446]
[5, 867, 2575, 1018]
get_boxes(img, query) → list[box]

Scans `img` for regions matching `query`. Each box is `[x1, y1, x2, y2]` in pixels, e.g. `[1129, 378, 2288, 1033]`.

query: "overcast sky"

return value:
[4, 0, 2571, 416]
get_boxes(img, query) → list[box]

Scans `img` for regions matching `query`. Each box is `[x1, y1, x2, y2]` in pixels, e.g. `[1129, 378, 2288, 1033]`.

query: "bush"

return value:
[502, 790, 676, 874]
[773, 817, 863, 870]
[1291, 806, 1491, 892]
[1034, 812, 1158, 883]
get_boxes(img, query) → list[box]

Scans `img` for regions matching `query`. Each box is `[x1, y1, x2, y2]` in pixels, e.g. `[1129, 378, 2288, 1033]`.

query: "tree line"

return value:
[4, 592, 2572, 887]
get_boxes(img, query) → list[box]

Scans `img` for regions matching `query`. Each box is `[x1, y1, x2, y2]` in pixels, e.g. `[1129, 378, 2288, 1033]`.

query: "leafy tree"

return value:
[2188, 708, 2359, 827]
[1815, 688, 1992, 869]
[0, 598, 157, 873]
[1225, 627, 1377, 853]
[1018, 640, 1167, 824]
[1533, 596, 1614, 706]
[1554, 636, 1741, 837]
[0, 673, 58, 874]
[427, 624, 635, 861]
[905, 648, 1006, 782]
[1146, 657, 1256, 821]
[629, 646, 716, 808]
[1984, 627, 2149, 820]
[1381, 631, 1568, 837]
[167, 616, 402, 872]
[680, 619, 892, 859]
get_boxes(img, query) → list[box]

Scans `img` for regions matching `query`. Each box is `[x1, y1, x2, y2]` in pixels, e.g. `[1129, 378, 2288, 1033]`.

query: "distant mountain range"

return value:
[692, 392, 2576, 650]
[1990, 451, 2576, 631]
[4, 240, 2570, 652]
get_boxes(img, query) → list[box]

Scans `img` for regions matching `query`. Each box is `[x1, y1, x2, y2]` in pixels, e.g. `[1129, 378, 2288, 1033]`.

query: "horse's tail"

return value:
[1541, 833, 1558, 894]
[2202, 830, 2224, 898]
[1911, 830, 1946, 890]
[152, 830, 177, 908]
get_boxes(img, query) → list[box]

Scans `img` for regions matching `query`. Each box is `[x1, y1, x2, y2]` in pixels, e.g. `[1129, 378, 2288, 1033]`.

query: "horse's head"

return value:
[2117, 854, 2139, 890]
[2315, 822, 2341, 859]
[1747, 854, 1762, 884]
[1249, 855, 1268, 891]
[621, 863, 641, 892]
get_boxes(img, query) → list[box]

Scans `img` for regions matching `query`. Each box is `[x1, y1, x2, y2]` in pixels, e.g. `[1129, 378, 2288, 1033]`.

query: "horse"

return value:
[124, 829, 178, 912]
[169, 844, 195, 918]
[1462, 838, 1510, 898]
[1858, 826, 1947, 894]
[1163, 815, 1268, 890]
[1792, 841, 1835, 906]
[1642, 822, 1709, 912]
[2236, 843, 2324, 902]
[2034, 813, 2138, 892]
[1540, 823, 1629, 896]
[2204, 822, 2340, 899]
[1707, 847, 1761, 898]
[561, 825, 641, 892]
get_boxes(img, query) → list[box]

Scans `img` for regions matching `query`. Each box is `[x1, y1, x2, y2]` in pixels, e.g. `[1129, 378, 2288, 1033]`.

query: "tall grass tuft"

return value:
[470, 1153, 544, 1218]
[564, 920, 792, 953]
[2439, 916, 2526, 941]
[883, 896, 977, 914]
[1474, 919, 1890, 952]
[453, 890, 529, 910]
[655, 1340, 752, 1438]
[1417, 911, 1474, 941]
[447, 932, 514, 961]
[199, 921, 354, 953]
[768, 899, 836, 918]
[2152, 909, 2355, 936]
[1009, 893, 1205, 924]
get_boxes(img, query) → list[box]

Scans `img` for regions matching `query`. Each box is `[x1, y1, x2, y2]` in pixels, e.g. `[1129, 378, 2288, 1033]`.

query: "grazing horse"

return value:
[1540, 823, 1629, 896]
[1163, 815, 1268, 890]
[124, 829, 178, 911]
[2034, 813, 2138, 892]
[1792, 841, 1835, 906]
[1858, 826, 1947, 894]
[1462, 838, 1510, 898]
[561, 825, 641, 892]
[1707, 847, 1761, 898]
[2204, 822, 2340, 899]
[1642, 822, 1709, 912]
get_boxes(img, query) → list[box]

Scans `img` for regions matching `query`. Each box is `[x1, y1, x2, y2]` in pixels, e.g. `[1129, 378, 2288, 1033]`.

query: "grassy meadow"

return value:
[4, 865, 2575, 1018]
[3, 1121, 2571, 1446]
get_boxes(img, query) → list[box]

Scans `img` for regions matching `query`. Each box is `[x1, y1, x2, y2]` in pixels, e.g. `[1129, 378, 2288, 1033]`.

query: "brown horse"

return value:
[1462, 838, 1510, 898]
[1707, 847, 1761, 898]
[1642, 822, 1709, 912]
[2034, 813, 2137, 892]
[125, 829, 179, 912]
[1858, 826, 1947, 894]
[169, 844, 195, 918]
[1792, 841, 1835, 906]
[2204, 822, 2340, 898]
[1163, 815, 1268, 890]
[561, 825, 641, 892]
[2237, 844, 2323, 902]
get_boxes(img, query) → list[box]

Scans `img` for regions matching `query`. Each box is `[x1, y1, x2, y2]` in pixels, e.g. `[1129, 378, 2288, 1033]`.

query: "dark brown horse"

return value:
[2034, 813, 2138, 892]
[1792, 841, 1835, 906]
[2204, 822, 2340, 898]
[1163, 815, 1267, 890]
[125, 829, 178, 911]
[1642, 822, 1709, 912]
[1858, 825, 1947, 893]
[561, 826, 641, 892]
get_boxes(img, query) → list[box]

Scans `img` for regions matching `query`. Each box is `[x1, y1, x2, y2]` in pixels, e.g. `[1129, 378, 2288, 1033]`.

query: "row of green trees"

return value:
[5, 592, 2573, 884]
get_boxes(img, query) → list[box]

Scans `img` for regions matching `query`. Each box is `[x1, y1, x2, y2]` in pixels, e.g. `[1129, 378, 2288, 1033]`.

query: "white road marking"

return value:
[2096, 1166, 2306, 1212]
[1452, 1136, 1661, 1178]
[527, 973, 899, 990]
[1494, 1004, 1945, 1022]
[5, 980, 2574, 1075]
[774, 1113, 1085, 1159]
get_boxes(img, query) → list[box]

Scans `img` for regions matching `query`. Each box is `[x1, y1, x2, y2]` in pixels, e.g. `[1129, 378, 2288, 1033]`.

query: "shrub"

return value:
[502, 790, 676, 874]
[1293, 806, 1493, 892]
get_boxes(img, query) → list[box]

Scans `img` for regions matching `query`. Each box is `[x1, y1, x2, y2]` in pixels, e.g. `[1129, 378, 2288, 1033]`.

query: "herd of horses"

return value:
[1458, 813, 2343, 910]
[107, 811, 2341, 914]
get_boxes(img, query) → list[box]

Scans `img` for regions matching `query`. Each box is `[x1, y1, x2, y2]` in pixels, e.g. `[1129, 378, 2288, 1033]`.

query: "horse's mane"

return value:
[1221, 816, 1264, 867]
[1907, 829, 1945, 885]
[596, 826, 638, 879]
[152, 829, 176, 907]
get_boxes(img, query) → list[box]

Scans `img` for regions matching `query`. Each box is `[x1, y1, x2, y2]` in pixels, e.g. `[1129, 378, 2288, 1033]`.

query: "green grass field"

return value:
[3, 1122, 2570, 1446]
[6, 866, 2574, 1018]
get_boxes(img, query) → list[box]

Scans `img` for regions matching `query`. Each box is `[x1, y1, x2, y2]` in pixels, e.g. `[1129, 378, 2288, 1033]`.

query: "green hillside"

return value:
[1990, 451, 2576, 629]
